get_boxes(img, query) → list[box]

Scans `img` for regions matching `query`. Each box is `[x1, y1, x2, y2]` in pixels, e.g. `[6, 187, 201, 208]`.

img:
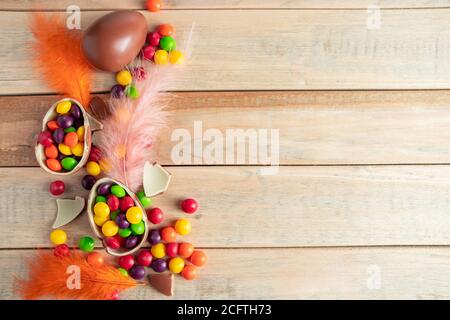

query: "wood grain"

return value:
[3, 90, 450, 167]
[2, 0, 450, 10]
[2, 165, 450, 248]
[3, 247, 450, 299]
[1, 9, 450, 94]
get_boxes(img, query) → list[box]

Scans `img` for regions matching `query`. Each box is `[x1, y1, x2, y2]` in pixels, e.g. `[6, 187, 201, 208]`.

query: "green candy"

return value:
[95, 195, 107, 203]
[110, 185, 126, 198]
[159, 36, 176, 51]
[64, 127, 76, 133]
[61, 157, 78, 171]
[118, 267, 128, 277]
[110, 210, 120, 220]
[118, 228, 132, 238]
[125, 85, 139, 99]
[137, 191, 152, 208]
[78, 236, 95, 252]
[131, 221, 145, 235]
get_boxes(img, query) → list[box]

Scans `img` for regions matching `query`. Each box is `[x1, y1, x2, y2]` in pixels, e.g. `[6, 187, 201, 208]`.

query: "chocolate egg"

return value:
[82, 11, 147, 72]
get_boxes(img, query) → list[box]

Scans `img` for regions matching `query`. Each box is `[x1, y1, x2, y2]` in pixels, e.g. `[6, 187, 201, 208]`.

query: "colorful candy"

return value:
[148, 229, 161, 245]
[146, 207, 164, 224]
[166, 242, 179, 258]
[161, 226, 176, 242]
[169, 50, 185, 65]
[71, 142, 84, 156]
[116, 70, 133, 86]
[49, 180, 65, 196]
[116, 213, 130, 229]
[151, 243, 166, 258]
[82, 175, 96, 190]
[54, 244, 70, 257]
[38, 131, 53, 147]
[61, 157, 78, 171]
[87, 252, 104, 266]
[119, 196, 134, 212]
[146, 0, 161, 12]
[89, 146, 102, 162]
[158, 24, 174, 37]
[111, 85, 125, 99]
[131, 221, 145, 235]
[136, 250, 153, 267]
[94, 215, 108, 227]
[125, 85, 139, 99]
[107, 195, 120, 211]
[129, 265, 146, 280]
[147, 31, 161, 46]
[102, 220, 119, 237]
[181, 265, 197, 280]
[137, 191, 152, 208]
[95, 195, 106, 203]
[126, 206, 143, 224]
[56, 100, 71, 114]
[125, 235, 139, 249]
[118, 267, 129, 277]
[47, 120, 59, 131]
[168, 257, 185, 274]
[111, 184, 126, 198]
[53, 128, 65, 144]
[142, 45, 156, 60]
[118, 254, 135, 270]
[154, 49, 169, 65]
[57, 115, 74, 129]
[151, 259, 167, 272]
[46, 159, 62, 171]
[45, 144, 58, 159]
[71, 104, 82, 119]
[175, 218, 191, 235]
[190, 250, 207, 267]
[179, 243, 194, 259]
[94, 202, 110, 218]
[86, 161, 101, 176]
[64, 132, 78, 148]
[79, 236, 95, 252]
[50, 229, 67, 245]
[118, 228, 132, 238]
[105, 236, 121, 249]
[181, 198, 198, 214]
[159, 36, 176, 51]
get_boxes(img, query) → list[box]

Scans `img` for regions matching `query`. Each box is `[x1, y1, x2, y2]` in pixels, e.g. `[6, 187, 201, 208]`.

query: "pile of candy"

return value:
[37, 100, 85, 172]
[110, 23, 184, 100]
[92, 181, 151, 252]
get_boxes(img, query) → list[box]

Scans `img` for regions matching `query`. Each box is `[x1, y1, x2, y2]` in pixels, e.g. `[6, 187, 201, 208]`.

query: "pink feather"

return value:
[97, 62, 171, 191]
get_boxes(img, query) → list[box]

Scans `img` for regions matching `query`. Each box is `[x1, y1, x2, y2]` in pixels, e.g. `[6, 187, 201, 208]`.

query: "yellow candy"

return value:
[58, 143, 72, 156]
[116, 70, 133, 86]
[94, 202, 110, 218]
[154, 49, 169, 65]
[169, 257, 185, 274]
[126, 206, 143, 224]
[50, 229, 67, 245]
[175, 218, 191, 235]
[94, 215, 108, 227]
[102, 220, 119, 237]
[77, 126, 85, 142]
[169, 50, 184, 65]
[56, 100, 71, 114]
[151, 243, 166, 259]
[86, 161, 101, 176]
[71, 142, 84, 157]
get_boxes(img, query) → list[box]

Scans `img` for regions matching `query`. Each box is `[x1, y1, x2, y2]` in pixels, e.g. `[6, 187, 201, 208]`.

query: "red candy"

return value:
[147, 31, 161, 46]
[54, 244, 70, 257]
[146, 207, 163, 224]
[107, 195, 120, 211]
[38, 131, 53, 147]
[89, 145, 102, 162]
[136, 250, 153, 267]
[142, 45, 156, 61]
[47, 120, 59, 131]
[118, 254, 135, 270]
[161, 227, 176, 242]
[49, 180, 65, 196]
[105, 236, 120, 249]
[181, 198, 198, 214]
[110, 290, 120, 300]
[119, 196, 134, 212]
[165, 243, 179, 258]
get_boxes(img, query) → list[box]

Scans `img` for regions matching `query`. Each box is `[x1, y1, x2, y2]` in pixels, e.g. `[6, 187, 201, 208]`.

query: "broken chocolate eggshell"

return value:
[35, 98, 101, 176]
[87, 177, 149, 257]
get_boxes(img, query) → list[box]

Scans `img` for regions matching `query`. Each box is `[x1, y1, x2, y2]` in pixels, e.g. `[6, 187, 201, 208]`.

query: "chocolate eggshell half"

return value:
[82, 10, 148, 72]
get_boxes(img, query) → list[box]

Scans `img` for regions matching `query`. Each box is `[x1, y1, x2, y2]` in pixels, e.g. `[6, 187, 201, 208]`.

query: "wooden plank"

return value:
[1, 9, 450, 93]
[2, 165, 450, 248]
[2, 1, 450, 10]
[3, 247, 450, 299]
[2, 91, 450, 167]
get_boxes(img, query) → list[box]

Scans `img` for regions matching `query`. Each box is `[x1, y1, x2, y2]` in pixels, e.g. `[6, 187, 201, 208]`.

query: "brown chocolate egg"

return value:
[82, 11, 147, 72]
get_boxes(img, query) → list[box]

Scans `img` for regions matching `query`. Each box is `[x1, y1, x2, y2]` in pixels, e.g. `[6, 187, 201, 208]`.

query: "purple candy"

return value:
[115, 214, 130, 229]
[53, 128, 65, 144]
[111, 85, 125, 99]
[72, 118, 84, 129]
[151, 259, 167, 273]
[124, 235, 139, 249]
[57, 115, 74, 129]
[81, 175, 96, 190]
[70, 104, 82, 119]
[129, 265, 146, 280]
[148, 229, 161, 245]
[97, 182, 112, 196]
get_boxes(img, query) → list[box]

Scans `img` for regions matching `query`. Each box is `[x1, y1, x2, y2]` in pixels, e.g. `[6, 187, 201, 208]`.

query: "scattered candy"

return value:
[147, 31, 161, 46]
[158, 24, 174, 37]
[49, 180, 65, 196]
[146, 207, 164, 224]
[169, 50, 184, 65]
[82, 175, 96, 190]
[151, 243, 166, 258]
[168, 257, 185, 274]
[137, 191, 152, 208]
[79, 236, 95, 252]
[175, 218, 191, 235]
[151, 259, 167, 273]
[148, 229, 161, 245]
[136, 250, 153, 267]
[161, 226, 176, 242]
[181, 265, 197, 280]
[89, 146, 102, 162]
[50, 229, 67, 245]
[118, 254, 135, 270]
[165, 242, 179, 258]
[129, 265, 146, 280]
[110, 290, 120, 300]
[86, 161, 101, 176]
[154, 49, 168, 65]
[179, 242, 194, 259]
[97, 182, 112, 195]
[118, 267, 129, 277]
[87, 252, 104, 266]
[111, 84, 125, 98]
[159, 36, 176, 51]
[125, 85, 139, 99]
[190, 250, 207, 267]
[181, 198, 198, 214]
[142, 45, 156, 60]
[54, 244, 70, 257]
[96, 195, 106, 203]
[146, 0, 161, 12]
[116, 70, 133, 86]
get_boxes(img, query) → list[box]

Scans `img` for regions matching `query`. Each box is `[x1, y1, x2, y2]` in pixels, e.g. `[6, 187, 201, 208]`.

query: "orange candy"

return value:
[160, 227, 176, 242]
[47, 120, 59, 131]
[146, 0, 161, 12]
[179, 242, 194, 258]
[64, 132, 78, 148]
[87, 252, 104, 267]
[46, 159, 62, 171]
[44, 144, 58, 159]
[158, 24, 174, 36]
[190, 250, 207, 267]
[181, 265, 197, 280]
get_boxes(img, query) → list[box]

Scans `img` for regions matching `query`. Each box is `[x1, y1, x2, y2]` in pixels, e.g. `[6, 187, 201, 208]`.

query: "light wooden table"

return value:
[1, 0, 450, 299]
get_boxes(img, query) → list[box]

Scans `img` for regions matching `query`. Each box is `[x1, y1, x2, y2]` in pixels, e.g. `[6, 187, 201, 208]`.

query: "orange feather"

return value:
[29, 12, 92, 107]
[15, 251, 137, 300]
